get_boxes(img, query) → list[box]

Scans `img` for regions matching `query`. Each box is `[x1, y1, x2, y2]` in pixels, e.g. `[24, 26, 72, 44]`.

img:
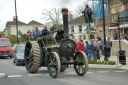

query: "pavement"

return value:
[96, 55, 128, 70]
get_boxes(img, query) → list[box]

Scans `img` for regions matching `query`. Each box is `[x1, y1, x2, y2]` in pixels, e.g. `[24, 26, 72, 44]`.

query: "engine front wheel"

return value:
[74, 51, 88, 76]
[47, 52, 60, 78]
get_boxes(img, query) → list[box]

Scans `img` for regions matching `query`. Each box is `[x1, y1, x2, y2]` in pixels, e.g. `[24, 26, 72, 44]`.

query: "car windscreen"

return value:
[17, 45, 25, 52]
[0, 40, 11, 46]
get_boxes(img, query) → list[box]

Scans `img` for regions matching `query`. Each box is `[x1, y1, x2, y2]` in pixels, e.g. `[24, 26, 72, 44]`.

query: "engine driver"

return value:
[42, 25, 50, 36]
[31, 26, 41, 40]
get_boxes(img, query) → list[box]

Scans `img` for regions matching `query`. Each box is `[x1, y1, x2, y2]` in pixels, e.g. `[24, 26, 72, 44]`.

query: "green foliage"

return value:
[6, 34, 33, 44]
[49, 24, 58, 33]
[5, 35, 19, 44]
[79, 35, 82, 38]
[49, 24, 63, 33]
[88, 60, 116, 65]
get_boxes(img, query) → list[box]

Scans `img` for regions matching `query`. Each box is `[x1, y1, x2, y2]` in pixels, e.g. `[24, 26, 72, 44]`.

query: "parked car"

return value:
[0, 38, 13, 58]
[13, 44, 25, 66]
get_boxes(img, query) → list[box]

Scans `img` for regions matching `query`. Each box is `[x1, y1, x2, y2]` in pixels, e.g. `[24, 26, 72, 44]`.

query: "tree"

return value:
[41, 8, 62, 29]
[6, 35, 19, 44]
[74, 1, 93, 17]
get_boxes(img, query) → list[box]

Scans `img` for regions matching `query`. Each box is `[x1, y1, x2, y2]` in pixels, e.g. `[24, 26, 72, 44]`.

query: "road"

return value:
[0, 57, 128, 85]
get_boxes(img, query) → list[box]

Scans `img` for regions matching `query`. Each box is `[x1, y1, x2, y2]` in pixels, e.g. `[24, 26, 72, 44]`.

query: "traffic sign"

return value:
[27, 31, 31, 37]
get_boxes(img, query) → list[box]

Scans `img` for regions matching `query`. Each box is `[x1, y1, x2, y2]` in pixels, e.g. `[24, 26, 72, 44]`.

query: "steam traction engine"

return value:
[24, 8, 88, 78]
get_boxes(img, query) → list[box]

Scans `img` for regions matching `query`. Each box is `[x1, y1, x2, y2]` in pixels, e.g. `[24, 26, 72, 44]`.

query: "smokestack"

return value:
[61, 8, 69, 39]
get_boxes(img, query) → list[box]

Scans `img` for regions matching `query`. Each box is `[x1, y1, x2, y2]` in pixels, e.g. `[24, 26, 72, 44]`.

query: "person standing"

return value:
[92, 39, 97, 60]
[96, 39, 100, 60]
[113, 30, 118, 40]
[80, 40, 85, 53]
[31, 26, 41, 40]
[88, 39, 95, 60]
[76, 40, 82, 52]
[106, 38, 112, 58]
[42, 25, 50, 36]
[85, 41, 89, 56]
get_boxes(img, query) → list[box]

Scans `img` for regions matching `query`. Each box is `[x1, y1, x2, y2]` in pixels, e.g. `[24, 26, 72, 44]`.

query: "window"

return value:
[71, 26, 74, 33]
[79, 25, 82, 33]
[83, 35, 86, 40]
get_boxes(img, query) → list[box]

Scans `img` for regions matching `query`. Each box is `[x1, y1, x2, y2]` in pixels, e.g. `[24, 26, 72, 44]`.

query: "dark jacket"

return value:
[106, 40, 112, 48]
[88, 43, 95, 53]
[42, 29, 50, 36]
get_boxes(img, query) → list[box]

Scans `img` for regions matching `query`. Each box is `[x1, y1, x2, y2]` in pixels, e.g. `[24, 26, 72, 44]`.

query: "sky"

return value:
[0, 0, 87, 31]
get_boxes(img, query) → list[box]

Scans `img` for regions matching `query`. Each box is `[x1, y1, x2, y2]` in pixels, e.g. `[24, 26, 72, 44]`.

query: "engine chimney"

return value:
[61, 8, 69, 39]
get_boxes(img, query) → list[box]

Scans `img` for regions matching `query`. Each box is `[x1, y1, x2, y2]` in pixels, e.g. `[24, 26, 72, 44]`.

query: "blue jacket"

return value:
[88, 43, 94, 53]
[42, 29, 50, 36]
[85, 43, 89, 53]
[31, 30, 41, 38]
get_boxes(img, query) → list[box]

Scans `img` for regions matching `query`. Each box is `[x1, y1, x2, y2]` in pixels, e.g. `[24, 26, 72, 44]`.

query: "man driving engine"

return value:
[31, 26, 41, 40]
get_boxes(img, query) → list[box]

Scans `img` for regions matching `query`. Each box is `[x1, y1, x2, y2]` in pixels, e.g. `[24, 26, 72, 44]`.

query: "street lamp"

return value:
[102, 0, 108, 60]
[14, 0, 18, 44]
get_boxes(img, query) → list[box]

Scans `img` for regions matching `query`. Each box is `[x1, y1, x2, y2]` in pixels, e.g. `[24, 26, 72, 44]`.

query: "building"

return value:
[5, 17, 44, 36]
[68, 15, 97, 41]
[94, 0, 128, 39]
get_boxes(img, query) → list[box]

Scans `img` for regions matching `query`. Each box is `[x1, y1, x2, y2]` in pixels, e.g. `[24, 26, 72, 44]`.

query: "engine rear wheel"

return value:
[74, 51, 88, 76]
[24, 41, 41, 73]
[47, 52, 60, 78]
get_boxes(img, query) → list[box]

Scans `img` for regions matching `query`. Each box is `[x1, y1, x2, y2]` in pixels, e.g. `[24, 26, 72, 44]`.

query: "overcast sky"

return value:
[0, 0, 87, 31]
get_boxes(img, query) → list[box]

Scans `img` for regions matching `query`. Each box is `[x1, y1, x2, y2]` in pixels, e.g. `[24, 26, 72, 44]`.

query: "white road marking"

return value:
[97, 71, 110, 73]
[28, 74, 42, 76]
[8, 75, 22, 77]
[0, 73, 6, 77]
[114, 71, 127, 72]
[87, 72, 94, 73]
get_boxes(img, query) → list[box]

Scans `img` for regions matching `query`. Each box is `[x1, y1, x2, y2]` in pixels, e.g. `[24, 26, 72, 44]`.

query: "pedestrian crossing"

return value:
[0, 70, 127, 78]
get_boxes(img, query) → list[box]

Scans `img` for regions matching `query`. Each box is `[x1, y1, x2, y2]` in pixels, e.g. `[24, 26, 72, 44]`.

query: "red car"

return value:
[0, 38, 13, 58]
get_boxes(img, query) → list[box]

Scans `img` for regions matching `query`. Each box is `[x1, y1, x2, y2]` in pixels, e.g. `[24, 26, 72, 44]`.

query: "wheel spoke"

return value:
[28, 61, 33, 67]
[50, 55, 53, 62]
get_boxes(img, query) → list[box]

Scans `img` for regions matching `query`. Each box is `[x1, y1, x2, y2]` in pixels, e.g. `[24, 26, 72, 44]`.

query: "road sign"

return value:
[27, 31, 31, 37]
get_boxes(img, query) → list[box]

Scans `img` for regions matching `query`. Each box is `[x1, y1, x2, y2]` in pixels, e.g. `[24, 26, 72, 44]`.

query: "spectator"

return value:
[23, 41, 26, 44]
[106, 38, 112, 58]
[96, 39, 100, 60]
[113, 30, 118, 40]
[120, 33, 124, 39]
[80, 40, 85, 53]
[100, 38, 104, 55]
[31, 26, 41, 40]
[88, 39, 95, 60]
[92, 39, 97, 60]
[76, 39, 82, 51]
[85, 41, 89, 56]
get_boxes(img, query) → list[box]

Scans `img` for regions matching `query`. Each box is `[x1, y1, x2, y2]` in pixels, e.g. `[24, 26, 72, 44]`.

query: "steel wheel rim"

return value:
[25, 42, 33, 71]
[74, 51, 88, 76]
[47, 52, 60, 78]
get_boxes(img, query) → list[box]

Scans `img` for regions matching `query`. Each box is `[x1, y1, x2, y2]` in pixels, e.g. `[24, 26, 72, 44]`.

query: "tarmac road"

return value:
[0, 57, 128, 85]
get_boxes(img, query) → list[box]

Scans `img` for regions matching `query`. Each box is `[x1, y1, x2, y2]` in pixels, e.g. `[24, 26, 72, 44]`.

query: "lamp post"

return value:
[102, 0, 107, 60]
[14, 0, 18, 44]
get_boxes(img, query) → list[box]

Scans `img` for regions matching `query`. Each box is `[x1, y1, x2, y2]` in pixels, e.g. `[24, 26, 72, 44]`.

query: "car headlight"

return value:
[17, 56, 24, 59]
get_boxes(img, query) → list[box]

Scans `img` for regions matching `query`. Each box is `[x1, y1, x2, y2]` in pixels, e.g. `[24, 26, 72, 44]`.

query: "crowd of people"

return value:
[75, 37, 112, 60]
